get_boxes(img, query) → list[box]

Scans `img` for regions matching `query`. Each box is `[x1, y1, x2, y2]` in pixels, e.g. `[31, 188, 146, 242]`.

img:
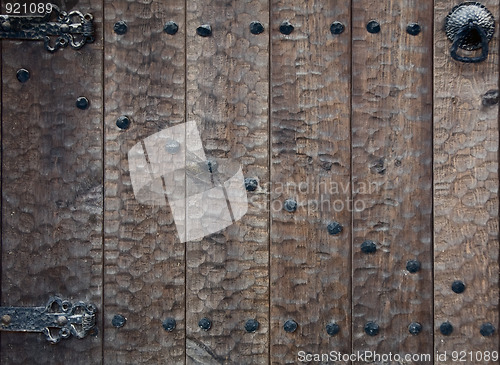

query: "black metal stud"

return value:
[116, 115, 131, 130]
[16, 68, 30, 83]
[112, 314, 126, 328]
[327, 221, 343, 235]
[198, 317, 212, 331]
[366, 20, 381, 34]
[480, 323, 495, 337]
[165, 139, 180, 154]
[113, 20, 128, 35]
[284, 199, 298, 213]
[406, 23, 421, 36]
[330, 21, 345, 35]
[279, 21, 294, 35]
[406, 259, 421, 273]
[482, 89, 499, 106]
[326, 323, 340, 336]
[361, 240, 377, 254]
[196, 24, 212, 37]
[451, 280, 465, 294]
[164, 21, 179, 35]
[364, 322, 379, 336]
[250, 21, 264, 35]
[408, 322, 422, 335]
[244, 178, 258, 192]
[162, 318, 176, 332]
[440, 322, 453, 336]
[245, 319, 259, 333]
[284, 319, 298, 333]
[76, 96, 89, 110]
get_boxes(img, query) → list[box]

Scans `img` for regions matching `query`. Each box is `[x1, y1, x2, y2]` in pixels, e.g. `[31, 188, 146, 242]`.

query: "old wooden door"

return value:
[1, 0, 498, 364]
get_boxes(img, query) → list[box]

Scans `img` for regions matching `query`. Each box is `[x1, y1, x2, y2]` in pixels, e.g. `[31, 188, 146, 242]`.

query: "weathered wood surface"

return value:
[270, 1, 351, 363]
[103, 0, 185, 363]
[185, 1, 269, 363]
[0, 0, 103, 363]
[434, 0, 499, 362]
[351, 0, 434, 359]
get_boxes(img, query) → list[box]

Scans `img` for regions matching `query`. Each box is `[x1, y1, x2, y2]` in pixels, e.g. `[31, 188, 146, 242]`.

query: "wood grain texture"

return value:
[103, 0, 185, 363]
[433, 0, 499, 361]
[185, 1, 269, 363]
[1, 0, 103, 363]
[270, 1, 351, 363]
[351, 0, 433, 358]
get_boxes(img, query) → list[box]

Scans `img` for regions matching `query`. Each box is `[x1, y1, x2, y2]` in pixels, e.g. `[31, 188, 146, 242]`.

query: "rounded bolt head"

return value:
[2, 21, 12, 31]
[406, 22, 421, 36]
[164, 21, 179, 35]
[366, 20, 381, 34]
[1, 314, 11, 325]
[198, 317, 212, 331]
[480, 323, 495, 337]
[326, 322, 340, 336]
[76, 96, 89, 110]
[112, 314, 126, 328]
[16, 68, 30, 83]
[113, 20, 128, 35]
[284, 198, 298, 213]
[244, 178, 258, 192]
[327, 221, 343, 235]
[451, 280, 465, 294]
[162, 317, 176, 332]
[57, 315, 68, 326]
[439, 321, 453, 336]
[197, 24, 212, 37]
[250, 21, 264, 35]
[406, 259, 421, 273]
[330, 21, 345, 35]
[361, 240, 377, 254]
[364, 321, 379, 336]
[244, 319, 259, 333]
[165, 139, 181, 154]
[279, 21, 294, 35]
[60, 24, 70, 33]
[116, 115, 131, 130]
[408, 322, 422, 335]
[284, 319, 298, 333]
[482, 89, 499, 107]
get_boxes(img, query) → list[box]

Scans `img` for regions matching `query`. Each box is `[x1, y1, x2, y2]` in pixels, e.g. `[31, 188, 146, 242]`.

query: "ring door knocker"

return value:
[445, 2, 495, 63]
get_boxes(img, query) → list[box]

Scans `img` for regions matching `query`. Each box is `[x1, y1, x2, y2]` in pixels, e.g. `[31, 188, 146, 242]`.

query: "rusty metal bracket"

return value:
[0, 297, 97, 344]
[0, 4, 94, 52]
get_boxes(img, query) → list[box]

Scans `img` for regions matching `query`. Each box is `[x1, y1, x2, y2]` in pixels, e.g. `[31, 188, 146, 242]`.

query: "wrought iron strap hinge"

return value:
[0, 4, 95, 52]
[0, 297, 97, 344]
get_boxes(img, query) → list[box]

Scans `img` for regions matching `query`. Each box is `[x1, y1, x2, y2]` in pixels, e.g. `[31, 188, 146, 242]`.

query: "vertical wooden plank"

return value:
[270, 1, 351, 363]
[1, 1, 103, 363]
[103, 1, 185, 363]
[185, 1, 269, 363]
[434, 0, 499, 361]
[351, 0, 434, 358]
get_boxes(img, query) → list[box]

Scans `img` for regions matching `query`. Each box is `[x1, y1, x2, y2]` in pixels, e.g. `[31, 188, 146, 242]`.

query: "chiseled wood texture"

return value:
[0, 0, 103, 363]
[270, 1, 351, 363]
[185, 1, 269, 363]
[351, 0, 433, 358]
[434, 0, 499, 361]
[103, 0, 185, 363]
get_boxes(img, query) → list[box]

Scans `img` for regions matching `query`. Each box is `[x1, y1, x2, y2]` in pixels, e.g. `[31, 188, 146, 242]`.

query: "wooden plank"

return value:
[185, 1, 269, 363]
[270, 1, 351, 362]
[103, 1, 185, 363]
[351, 0, 434, 357]
[434, 0, 499, 361]
[1, 1, 103, 363]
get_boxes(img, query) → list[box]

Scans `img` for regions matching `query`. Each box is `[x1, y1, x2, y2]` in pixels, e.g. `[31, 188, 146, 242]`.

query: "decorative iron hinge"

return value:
[0, 5, 95, 52]
[0, 297, 97, 344]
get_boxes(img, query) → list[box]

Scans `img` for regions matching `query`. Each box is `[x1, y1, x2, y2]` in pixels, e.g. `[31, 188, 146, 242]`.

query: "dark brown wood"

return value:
[434, 0, 499, 361]
[185, 1, 270, 363]
[1, 1, 103, 363]
[351, 0, 434, 357]
[270, 1, 351, 362]
[103, 1, 185, 363]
